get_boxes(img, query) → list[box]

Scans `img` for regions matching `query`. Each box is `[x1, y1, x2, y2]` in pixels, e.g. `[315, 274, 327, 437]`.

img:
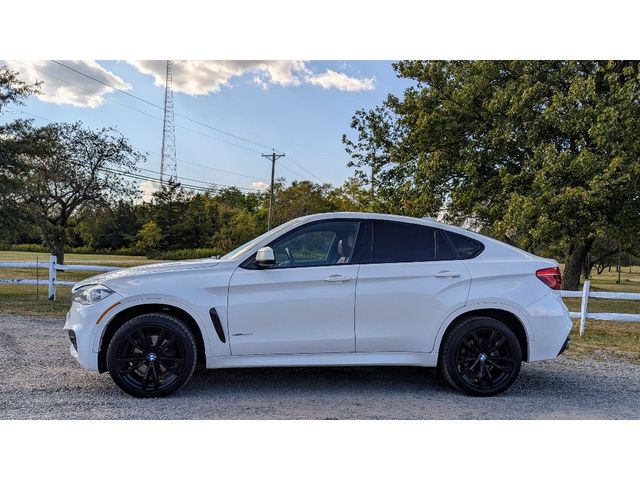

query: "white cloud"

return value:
[306, 69, 375, 92]
[5, 60, 131, 108]
[128, 60, 309, 95]
[139, 179, 161, 202]
[4, 60, 375, 109]
[250, 181, 270, 191]
[127, 60, 374, 94]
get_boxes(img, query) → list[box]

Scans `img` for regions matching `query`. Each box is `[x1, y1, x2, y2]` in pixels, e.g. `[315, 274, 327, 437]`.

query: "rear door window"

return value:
[445, 232, 484, 259]
[370, 221, 436, 263]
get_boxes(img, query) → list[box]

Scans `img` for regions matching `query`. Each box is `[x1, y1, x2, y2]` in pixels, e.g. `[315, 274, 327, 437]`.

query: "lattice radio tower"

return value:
[160, 60, 177, 184]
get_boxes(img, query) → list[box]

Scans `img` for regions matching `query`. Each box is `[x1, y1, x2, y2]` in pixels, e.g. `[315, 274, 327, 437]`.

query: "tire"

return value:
[106, 313, 197, 398]
[440, 316, 522, 397]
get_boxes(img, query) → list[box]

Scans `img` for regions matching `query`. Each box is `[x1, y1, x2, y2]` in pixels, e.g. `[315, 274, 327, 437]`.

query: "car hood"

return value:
[73, 258, 221, 290]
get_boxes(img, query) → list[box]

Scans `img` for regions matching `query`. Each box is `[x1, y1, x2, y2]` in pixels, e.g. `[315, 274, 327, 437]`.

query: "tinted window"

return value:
[446, 232, 484, 259]
[436, 231, 457, 260]
[371, 221, 437, 263]
[270, 221, 361, 268]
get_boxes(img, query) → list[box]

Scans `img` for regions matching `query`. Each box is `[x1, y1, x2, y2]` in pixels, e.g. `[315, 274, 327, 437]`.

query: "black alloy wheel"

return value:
[106, 313, 197, 398]
[440, 317, 522, 396]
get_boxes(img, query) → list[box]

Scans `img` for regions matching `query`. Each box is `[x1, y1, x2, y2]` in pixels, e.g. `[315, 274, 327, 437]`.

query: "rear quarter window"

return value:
[445, 232, 484, 259]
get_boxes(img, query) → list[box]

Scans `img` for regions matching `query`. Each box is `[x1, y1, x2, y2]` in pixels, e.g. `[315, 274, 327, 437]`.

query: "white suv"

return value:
[64, 212, 572, 397]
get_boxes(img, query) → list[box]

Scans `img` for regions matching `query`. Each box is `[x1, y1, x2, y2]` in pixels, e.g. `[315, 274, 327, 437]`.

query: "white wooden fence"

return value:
[0, 255, 120, 300]
[1, 256, 639, 335]
[561, 280, 640, 335]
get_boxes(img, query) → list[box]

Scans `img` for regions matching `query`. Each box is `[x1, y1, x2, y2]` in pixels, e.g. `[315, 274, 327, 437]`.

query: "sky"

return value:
[2, 60, 413, 197]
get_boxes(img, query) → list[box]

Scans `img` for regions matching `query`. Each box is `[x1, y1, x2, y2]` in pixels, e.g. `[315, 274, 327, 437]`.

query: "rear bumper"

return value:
[558, 335, 570, 356]
[526, 292, 573, 362]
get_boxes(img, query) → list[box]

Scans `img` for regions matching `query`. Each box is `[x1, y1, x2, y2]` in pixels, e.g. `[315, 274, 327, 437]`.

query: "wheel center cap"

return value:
[147, 353, 157, 362]
[478, 353, 487, 362]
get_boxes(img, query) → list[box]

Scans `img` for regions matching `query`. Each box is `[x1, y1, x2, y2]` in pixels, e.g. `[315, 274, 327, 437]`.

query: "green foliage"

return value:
[210, 208, 261, 252]
[1, 180, 364, 260]
[78, 200, 138, 251]
[135, 221, 163, 251]
[0, 66, 42, 233]
[147, 248, 224, 261]
[0, 66, 40, 113]
[344, 61, 640, 289]
[268, 179, 350, 227]
[0, 64, 370, 261]
[8, 121, 145, 263]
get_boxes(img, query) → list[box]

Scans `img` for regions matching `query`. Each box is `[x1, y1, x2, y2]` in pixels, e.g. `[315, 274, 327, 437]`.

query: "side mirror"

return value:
[254, 246, 275, 268]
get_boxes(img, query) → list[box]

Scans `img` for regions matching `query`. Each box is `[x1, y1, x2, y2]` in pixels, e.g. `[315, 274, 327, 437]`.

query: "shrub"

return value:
[1, 243, 49, 253]
[147, 248, 224, 261]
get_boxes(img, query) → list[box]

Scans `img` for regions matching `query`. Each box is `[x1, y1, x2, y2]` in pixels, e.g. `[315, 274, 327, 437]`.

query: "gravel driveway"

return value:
[1, 313, 639, 419]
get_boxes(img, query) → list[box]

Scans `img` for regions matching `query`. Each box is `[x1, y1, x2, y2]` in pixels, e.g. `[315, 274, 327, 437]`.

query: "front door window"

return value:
[270, 221, 361, 268]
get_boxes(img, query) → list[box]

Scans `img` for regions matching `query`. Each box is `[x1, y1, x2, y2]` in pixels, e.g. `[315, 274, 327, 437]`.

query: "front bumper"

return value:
[63, 293, 124, 371]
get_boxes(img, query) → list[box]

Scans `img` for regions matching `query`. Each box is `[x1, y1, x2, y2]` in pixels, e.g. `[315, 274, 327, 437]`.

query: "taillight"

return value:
[536, 266, 562, 290]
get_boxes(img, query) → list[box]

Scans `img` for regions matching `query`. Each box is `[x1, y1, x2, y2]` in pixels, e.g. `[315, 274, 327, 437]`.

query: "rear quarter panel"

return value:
[429, 232, 563, 356]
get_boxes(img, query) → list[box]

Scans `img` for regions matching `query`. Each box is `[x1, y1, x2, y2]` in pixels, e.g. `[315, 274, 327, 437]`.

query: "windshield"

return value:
[219, 217, 305, 262]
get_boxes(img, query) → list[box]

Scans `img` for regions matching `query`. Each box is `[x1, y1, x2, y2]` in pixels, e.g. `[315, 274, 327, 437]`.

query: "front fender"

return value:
[90, 294, 222, 357]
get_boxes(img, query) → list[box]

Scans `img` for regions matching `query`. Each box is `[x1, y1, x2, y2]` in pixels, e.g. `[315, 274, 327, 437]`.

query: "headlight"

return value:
[72, 284, 115, 305]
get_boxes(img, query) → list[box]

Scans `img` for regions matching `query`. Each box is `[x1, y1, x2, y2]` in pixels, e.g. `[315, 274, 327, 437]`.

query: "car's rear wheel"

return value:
[440, 316, 522, 396]
[106, 313, 197, 398]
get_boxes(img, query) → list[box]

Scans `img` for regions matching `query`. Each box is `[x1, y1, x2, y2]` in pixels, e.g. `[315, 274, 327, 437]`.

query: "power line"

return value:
[4, 109, 261, 193]
[141, 149, 269, 182]
[63, 157, 260, 194]
[14, 61, 327, 185]
[265, 157, 306, 180]
[179, 159, 269, 182]
[49, 60, 327, 182]
[4, 108, 269, 184]
[25, 63, 265, 154]
[285, 154, 325, 183]
[51, 60, 275, 150]
[136, 165, 258, 191]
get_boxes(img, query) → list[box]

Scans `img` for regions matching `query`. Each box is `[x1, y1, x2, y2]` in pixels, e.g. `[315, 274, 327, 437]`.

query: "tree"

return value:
[344, 61, 640, 289]
[77, 200, 139, 251]
[268, 180, 338, 226]
[16, 122, 144, 263]
[209, 209, 259, 253]
[135, 221, 162, 251]
[0, 66, 39, 114]
[0, 66, 41, 231]
[327, 176, 372, 212]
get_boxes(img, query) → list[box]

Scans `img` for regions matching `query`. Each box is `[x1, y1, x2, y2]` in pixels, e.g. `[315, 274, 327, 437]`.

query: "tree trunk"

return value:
[562, 239, 594, 290]
[43, 227, 67, 265]
[582, 261, 594, 280]
[53, 240, 65, 265]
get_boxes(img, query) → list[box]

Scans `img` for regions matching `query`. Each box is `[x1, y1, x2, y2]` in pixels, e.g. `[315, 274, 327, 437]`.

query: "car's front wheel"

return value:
[106, 313, 197, 398]
[440, 316, 522, 396]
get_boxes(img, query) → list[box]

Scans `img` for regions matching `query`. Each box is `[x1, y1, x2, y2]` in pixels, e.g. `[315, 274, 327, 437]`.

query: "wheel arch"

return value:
[436, 307, 530, 362]
[97, 303, 207, 373]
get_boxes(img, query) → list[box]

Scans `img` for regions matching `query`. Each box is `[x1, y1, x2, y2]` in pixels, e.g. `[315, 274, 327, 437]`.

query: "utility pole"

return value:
[261, 151, 285, 230]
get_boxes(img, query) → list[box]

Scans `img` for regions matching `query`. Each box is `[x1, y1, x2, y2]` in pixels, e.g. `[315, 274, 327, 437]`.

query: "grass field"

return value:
[0, 251, 159, 317]
[563, 266, 640, 361]
[1, 251, 639, 360]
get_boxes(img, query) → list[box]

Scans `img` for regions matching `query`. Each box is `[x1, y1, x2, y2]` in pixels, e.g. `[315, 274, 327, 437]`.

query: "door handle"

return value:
[433, 270, 461, 278]
[323, 274, 352, 283]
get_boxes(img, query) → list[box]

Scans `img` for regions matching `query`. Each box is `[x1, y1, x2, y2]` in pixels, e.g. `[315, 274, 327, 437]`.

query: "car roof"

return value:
[297, 211, 464, 232]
